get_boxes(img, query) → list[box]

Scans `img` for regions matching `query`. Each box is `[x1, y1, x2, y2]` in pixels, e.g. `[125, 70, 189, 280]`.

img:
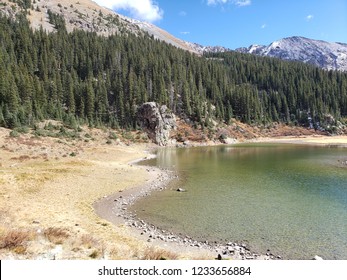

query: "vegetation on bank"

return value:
[0, 9, 347, 138]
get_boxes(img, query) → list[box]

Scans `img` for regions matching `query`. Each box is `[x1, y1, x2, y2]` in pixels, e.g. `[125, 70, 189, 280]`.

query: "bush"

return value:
[9, 130, 20, 137]
[43, 227, 70, 244]
[109, 131, 118, 140]
[142, 247, 178, 260]
[0, 230, 30, 250]
[15, 126, 29, 134]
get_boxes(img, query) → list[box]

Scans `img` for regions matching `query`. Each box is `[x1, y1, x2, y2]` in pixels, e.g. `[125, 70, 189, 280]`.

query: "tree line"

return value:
[0, 12, 346, 132]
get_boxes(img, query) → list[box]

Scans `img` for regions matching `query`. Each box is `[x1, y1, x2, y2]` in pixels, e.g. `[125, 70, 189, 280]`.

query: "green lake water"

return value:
[132, 144, 347, 259]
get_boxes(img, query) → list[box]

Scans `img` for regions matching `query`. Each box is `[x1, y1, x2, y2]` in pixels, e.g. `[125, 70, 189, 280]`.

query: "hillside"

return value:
[237, 36, 347, 72]
[0, 0, 347, 142]
[0, 0, 199, 53]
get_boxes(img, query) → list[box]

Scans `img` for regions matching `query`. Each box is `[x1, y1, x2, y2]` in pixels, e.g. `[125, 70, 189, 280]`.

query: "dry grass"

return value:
[142, 246, 179, 260]
[14, 172, 54, 194]
[44, 228, 70, 245]
[79, 234, 99, 249]
[0, 229, 32, 254]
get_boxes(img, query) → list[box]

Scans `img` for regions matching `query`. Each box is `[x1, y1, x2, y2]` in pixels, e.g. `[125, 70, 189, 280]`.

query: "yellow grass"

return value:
[0, 126, 155, 259]
[1, 125, 346, 260]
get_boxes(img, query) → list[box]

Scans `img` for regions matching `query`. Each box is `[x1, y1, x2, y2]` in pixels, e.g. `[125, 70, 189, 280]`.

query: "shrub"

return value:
[9, 130, 20, 138]
[44, 227, 70, 244]
[142, 247, 178, 260]
[109, 131, 118, 140]
[15, 126, 29, 134]
[0, 230, 30, 250]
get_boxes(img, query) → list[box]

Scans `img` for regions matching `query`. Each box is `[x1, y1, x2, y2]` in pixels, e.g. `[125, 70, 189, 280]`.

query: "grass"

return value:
[80, 234, 98, 249]
[142, 247, 179, 260]
[44, 227, 70, 245]
[15, 172, 55, 194]
[0, 229, 31, 253]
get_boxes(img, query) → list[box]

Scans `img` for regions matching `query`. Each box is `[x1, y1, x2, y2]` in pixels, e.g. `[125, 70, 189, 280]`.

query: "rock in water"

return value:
[137, 102, 176, 146]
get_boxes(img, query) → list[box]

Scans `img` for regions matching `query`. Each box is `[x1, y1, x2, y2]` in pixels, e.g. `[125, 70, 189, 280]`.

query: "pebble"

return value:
[105, 165, 269, 260]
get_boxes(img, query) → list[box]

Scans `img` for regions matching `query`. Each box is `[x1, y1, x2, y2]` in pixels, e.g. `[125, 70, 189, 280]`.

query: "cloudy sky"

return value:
[94, 0, 347, 48]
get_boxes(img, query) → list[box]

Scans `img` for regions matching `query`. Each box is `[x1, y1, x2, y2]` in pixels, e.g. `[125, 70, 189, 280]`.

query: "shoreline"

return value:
[94, 157, 271, 260]
[93, 134, 347, 260]
[1, 127, 346, 259]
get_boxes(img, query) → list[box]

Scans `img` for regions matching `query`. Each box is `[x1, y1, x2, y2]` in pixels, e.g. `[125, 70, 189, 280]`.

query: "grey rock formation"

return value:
[137, 102, 176, 146]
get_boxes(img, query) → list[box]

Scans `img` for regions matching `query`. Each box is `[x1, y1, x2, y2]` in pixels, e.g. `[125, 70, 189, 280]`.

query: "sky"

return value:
[94, 0, 347, 49]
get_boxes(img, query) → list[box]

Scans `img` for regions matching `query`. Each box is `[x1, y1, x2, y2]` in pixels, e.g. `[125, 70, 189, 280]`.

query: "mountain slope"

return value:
[237, 36, 347, 71]
[0, 0, 202, 53]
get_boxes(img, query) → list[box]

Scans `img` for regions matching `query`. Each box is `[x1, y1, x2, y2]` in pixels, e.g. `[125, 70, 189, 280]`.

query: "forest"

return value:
[1, 10, 347, 134]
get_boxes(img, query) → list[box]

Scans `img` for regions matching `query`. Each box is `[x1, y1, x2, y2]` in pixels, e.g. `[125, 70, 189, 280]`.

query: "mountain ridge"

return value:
[2, 0, 346, 71]
[236, 36, 347, 71]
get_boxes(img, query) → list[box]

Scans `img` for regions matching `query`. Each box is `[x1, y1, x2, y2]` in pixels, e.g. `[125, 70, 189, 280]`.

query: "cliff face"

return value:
[137, 102, 176, 146]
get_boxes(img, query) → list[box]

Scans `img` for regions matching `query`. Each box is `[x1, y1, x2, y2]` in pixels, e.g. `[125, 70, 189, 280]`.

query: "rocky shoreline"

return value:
[94, 154, 276, 260]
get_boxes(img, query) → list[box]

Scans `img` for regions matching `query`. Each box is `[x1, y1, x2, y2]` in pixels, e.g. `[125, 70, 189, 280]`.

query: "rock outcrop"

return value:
[137, 102, 176, 146]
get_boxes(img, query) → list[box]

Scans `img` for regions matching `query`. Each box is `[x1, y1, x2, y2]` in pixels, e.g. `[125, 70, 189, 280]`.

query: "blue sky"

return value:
[94, 0, 347, 49]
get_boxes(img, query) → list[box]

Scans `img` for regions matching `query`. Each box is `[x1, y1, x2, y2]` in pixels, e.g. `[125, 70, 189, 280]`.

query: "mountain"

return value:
[1, 0, 347, 136]
[236, 36, 347, 71]
[2, 1, 347, 69]
[0, 0, 220, 54]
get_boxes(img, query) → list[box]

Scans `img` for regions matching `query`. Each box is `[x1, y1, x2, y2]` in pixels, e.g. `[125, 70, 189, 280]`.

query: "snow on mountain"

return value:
[236, 36, 347, 71]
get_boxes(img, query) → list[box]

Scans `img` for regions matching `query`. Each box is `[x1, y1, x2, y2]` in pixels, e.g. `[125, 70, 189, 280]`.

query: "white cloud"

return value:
[207, 0, 251, 7]
[94, 0, 163, 22]
[306, 14, 314, 21]
[179, 11, 187, 17]
[207, 0, 227, 5]
[180, 31, 190, 35]
[261, 24, 267, 29]
[233, 0, 251, 6]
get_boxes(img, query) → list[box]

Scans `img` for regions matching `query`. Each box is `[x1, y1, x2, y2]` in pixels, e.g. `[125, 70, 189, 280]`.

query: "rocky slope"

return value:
[2, 1, 346, 69]
[0, 0, 229, 55]
[236, 36, 347, 71]
[0, 0, 197, 53]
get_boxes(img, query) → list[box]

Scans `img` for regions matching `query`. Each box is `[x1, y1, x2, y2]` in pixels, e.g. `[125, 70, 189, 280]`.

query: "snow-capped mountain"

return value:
[186, 43, 231, 54]
[2, 1, 346, 70]
[236, 36, 347, 71]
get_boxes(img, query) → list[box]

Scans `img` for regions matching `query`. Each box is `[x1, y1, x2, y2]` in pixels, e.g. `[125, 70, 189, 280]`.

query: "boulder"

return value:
[137, 102, 176, 146]
[220, 137, 237, 145]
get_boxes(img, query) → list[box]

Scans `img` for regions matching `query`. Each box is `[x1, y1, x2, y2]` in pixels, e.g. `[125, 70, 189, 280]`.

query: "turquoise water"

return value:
[132, 144, 347, 259]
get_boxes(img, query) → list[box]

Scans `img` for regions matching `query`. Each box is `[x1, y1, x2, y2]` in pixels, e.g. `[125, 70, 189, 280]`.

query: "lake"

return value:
[132, 144, 347, 259]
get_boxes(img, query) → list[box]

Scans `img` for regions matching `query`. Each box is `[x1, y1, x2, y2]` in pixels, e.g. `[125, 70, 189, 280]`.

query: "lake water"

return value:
[132, 144, 347, 259]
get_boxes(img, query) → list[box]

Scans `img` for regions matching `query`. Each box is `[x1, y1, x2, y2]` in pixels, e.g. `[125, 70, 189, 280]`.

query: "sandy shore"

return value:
[1, 127, 346, 260]
[249, 135, 347, 146]
[0, 126, 219, 260]
[0, 127, 170, 259]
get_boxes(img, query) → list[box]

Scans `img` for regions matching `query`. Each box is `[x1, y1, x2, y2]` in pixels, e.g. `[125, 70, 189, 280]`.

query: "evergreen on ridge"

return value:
[0, 8, 347, 136]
